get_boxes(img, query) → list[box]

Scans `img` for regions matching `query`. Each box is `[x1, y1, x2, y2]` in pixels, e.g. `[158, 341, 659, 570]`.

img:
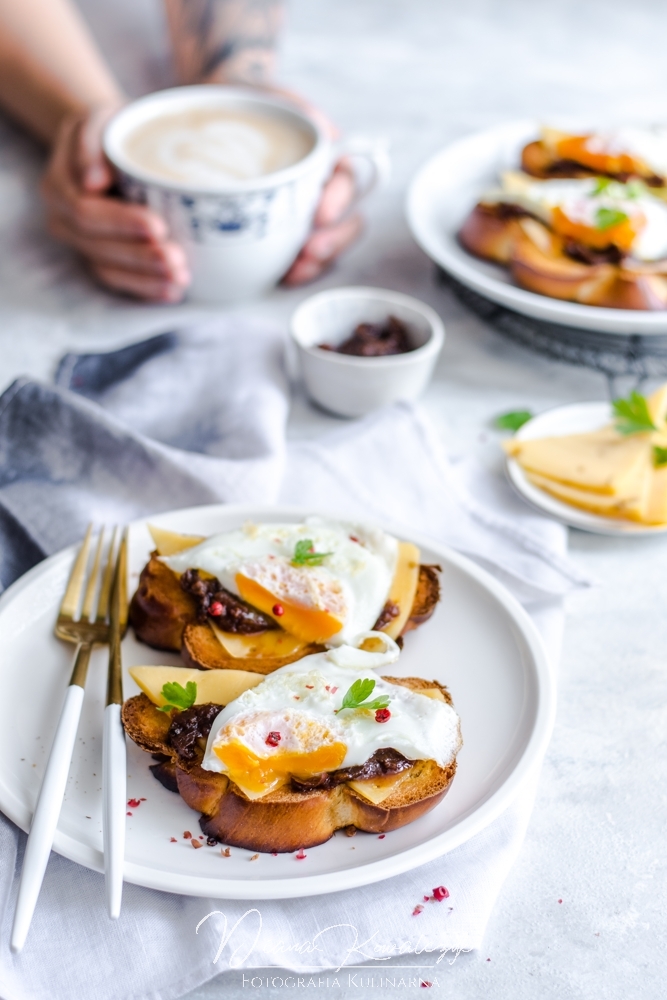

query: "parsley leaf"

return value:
[494, 409, 533, 432]
[158, 680, 197, 712]
[291, 538, 332, 567]
[625, 180, 644, 200]
[338, 678, 390, 713]
[653, 446, 667, 468]
[612, 391, 657, 435]
[596, 207, 628, 231]
[592, 177, 612, 195]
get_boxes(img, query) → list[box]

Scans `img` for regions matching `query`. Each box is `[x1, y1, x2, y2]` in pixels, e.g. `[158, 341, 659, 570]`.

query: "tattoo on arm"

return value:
[163, 0, 285, 86]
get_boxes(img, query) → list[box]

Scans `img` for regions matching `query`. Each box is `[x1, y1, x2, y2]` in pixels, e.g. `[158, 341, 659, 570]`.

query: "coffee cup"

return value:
[103, 86, 386, 303]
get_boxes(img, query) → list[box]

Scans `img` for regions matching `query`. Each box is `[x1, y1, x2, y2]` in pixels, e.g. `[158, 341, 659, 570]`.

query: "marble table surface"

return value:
[1, 0, 666, 997]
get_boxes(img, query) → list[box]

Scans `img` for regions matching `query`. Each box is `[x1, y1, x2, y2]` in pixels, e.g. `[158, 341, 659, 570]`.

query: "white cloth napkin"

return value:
[0, 320, 589, 1000]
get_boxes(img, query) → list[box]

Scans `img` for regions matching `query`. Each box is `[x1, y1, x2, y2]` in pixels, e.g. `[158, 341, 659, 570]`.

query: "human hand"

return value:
[254, 86, 363, 287]
[41, 107, 191, 302]
[282, 157, 363, 286]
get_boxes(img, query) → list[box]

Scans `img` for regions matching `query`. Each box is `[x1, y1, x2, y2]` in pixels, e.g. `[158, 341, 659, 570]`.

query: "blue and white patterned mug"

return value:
[104, 86, 383, 303]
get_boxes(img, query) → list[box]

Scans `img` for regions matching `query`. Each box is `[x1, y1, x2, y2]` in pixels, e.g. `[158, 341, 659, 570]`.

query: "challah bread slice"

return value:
[459, 203, 528, 263]
[178, 756, 456, 854]
[130, 555, 196, 652]
[121, 676, 460, 853]
[460, 206, 667, 310]
[180, 622, 324, 674]
[521, 139, 596, 180]
[129, 553, 441, 672]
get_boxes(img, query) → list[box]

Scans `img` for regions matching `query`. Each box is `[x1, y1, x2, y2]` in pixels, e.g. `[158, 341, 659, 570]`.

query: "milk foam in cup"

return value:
[120, 107, 315, 187]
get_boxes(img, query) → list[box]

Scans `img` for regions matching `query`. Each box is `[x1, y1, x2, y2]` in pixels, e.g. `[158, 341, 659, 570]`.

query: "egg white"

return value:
[584, 127, 667, 179]
[203, 641, 462, 775]
[162, 518, 398, 646]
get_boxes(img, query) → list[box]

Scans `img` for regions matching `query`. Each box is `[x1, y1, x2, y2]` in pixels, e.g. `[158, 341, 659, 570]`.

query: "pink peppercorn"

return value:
[432, 885, 449, 901]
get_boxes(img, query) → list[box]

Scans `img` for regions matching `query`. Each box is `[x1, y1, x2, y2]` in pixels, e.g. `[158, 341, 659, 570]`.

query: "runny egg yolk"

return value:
[551, 205, 641, 252]
[236, 572, 344, 644]
[213, 711, 347, 795]
[555, 136, 644, 178]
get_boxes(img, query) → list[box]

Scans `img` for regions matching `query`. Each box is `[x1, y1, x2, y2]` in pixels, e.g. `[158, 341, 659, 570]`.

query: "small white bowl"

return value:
[290, 286, 445, 417]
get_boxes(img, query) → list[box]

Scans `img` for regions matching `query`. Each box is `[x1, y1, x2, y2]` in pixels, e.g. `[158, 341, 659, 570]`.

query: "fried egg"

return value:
[162, 518, 398, 646]
[549, 126, 667, 181]
[202, 636, 462, 798]
[487, 172, 667, 262]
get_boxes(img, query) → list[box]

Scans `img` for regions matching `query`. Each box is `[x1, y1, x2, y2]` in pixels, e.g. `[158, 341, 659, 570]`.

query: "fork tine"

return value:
[59, 524, 93, 621]
[96, 527, 118, 624]
[117, 529, 128, 635]
[81, 528, 105, 622]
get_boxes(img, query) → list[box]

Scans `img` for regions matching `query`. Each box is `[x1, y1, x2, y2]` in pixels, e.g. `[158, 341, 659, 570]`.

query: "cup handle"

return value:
[334, 136, 391, 203]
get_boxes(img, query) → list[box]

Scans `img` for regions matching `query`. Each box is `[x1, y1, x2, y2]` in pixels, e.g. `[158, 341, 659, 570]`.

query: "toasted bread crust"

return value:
[459, 204, 526, 264]
[520, 139, 666, 187]
[460, 207, 667, 310]
[121, 692, 172, 755]
[181, 622, 324, 674]
[130, 555, 442, 671]
[181, 757, 456, 853]
[121, 676, 459, 853]
[129, 555, 196, 652]
[521, 140, 595, 180]
[401, 566, 440, 633]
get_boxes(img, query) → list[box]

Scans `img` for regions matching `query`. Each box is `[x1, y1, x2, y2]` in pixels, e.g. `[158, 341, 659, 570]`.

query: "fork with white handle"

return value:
[103, 528, 128, 919]
[11, 525, 118, 953]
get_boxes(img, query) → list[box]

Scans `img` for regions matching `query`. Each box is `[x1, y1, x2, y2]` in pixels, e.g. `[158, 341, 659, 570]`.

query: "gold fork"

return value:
[11, 525, 119, 953]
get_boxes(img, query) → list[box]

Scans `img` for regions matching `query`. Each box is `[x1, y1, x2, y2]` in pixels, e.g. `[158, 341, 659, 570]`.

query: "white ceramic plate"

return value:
[406, 120, 667, 335]
[506, 403, 667, 535]
[0, 504, 554, 899]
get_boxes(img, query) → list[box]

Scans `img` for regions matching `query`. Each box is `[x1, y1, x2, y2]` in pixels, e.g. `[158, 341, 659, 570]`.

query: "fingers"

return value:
[314, 160, 357, 228]
[74, 107, 119, 192]
[90, 263, 187, 302]
[41, 108, 191, 302]
[283, 213, 363, 286]
[47, 214, 189, 278]
[43, 180, 169, 242]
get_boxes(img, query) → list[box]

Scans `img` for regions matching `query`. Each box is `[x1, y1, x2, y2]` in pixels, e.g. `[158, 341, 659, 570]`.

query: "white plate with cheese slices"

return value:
[406, 120, 667, 335]
[0, 504, 554, 900]
[506, 402, 667, 535]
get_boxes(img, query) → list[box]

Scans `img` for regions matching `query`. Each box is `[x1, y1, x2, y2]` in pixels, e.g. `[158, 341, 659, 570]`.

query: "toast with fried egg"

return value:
[122, 644, 461, 853]
[459, 170, 667, 309]
[522, 127, 667, 187]
[130, 521, 441, 674]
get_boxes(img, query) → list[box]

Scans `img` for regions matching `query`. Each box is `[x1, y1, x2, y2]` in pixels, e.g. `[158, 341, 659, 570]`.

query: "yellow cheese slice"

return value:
[148, 525, 206, 556]
[418, 687, 446, 702]
[505, 427, 651, 496]
[644, 465, 667, 524]
[129, 664, 263, 708]
[380, 541, 421, 639]
[526, 463, 652, 521]
[648, 383, 667, 429]
[348, 769, 413, 805]
[230, 778, 285, 801]
[209, 622, 307, 660]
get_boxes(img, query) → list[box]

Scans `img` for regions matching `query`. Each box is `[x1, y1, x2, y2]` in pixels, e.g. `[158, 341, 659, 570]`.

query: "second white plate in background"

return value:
[406, 120, 667, 336]
[506, 402, 667, 535]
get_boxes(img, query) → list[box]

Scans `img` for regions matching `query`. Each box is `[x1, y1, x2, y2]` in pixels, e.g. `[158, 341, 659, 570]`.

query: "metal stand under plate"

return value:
[436, 267, 667, 396]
